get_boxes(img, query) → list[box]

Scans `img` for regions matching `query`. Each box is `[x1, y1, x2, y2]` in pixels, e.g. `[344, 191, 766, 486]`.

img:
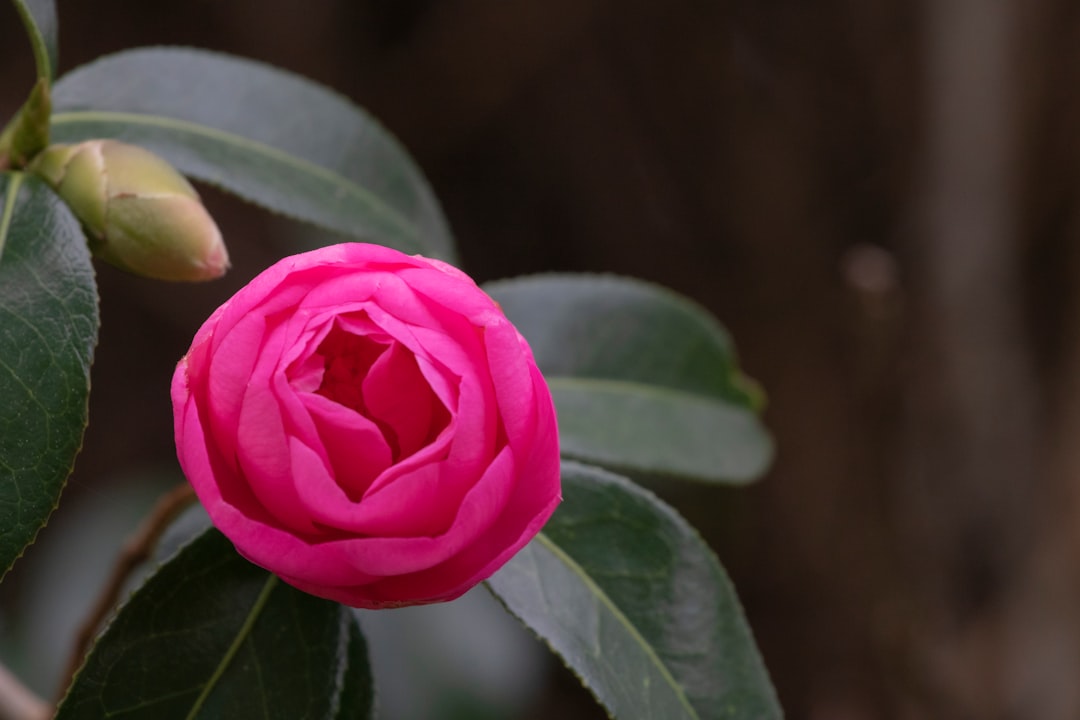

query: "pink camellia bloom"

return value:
[171, 243, 561, 608]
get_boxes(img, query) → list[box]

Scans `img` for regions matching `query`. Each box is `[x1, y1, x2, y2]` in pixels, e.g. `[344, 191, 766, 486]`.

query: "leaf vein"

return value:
[184, 574, 279, 719]
[0, 173, 24, 264]
[534, 532, 700, 719]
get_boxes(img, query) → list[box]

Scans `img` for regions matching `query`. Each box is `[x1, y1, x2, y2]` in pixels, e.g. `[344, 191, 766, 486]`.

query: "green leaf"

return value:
[485, 274, 772, 483]
[487, 274, 759, 406]
[487, 461, 782, 720]
[56, 528, 374, 720]
[550, 378, 772, 483]
[50, 47, 456, 262]
[0, 172, 97, 580]
[10, 0, 58, 81]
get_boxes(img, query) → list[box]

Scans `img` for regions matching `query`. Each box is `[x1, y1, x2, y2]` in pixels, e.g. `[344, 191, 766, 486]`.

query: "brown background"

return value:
[4, 1, 1080, 718]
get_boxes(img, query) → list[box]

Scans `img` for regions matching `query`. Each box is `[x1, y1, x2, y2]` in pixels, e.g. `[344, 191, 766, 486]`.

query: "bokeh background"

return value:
[4, 1, 1080, 718]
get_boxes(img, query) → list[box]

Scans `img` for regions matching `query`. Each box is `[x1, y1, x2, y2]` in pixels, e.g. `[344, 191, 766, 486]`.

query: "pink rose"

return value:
[171, 243, 561, 608]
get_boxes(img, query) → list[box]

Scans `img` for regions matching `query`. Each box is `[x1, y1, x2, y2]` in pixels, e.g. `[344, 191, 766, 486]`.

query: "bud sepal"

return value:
[0, 78, 51, 170]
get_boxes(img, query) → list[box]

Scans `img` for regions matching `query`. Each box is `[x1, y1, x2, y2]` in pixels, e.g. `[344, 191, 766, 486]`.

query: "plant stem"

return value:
[55, 483, 197, 704]
[0, 663, 47, 720]
[9, 0, 52, 82]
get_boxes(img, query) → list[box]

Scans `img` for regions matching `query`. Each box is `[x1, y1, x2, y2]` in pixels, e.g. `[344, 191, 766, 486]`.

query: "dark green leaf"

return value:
[550, 378, 772, 483]
[10, 0, 58, 81]
[56, 528, 374, 720]
[487, 274, 759, 406]
[51, 47, 456, 261]
[486, 274, 772, 483]
[487, 461, 782, 720]
[0, 172, 97, 579]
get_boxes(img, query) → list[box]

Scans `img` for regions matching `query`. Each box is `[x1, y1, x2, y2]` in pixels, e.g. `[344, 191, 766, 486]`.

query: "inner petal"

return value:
[313, 319, 451, 463]
[315, 322, 391, 416]
[363, 342, 451, 461]
[301, 391, 393, 499]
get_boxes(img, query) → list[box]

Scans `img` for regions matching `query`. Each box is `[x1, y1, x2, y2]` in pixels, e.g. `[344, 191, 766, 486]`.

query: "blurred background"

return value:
[3, 1, 1080, 718]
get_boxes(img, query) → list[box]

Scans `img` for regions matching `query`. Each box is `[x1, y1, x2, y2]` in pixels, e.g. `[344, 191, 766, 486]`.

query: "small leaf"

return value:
[0, 172, 98, 580]
[56, 528, 374, 720]
[10, 0, 58, 81]
[51, 47, 456, 261]
[486, 274, 772, 483]
[487, 461, 782, 720]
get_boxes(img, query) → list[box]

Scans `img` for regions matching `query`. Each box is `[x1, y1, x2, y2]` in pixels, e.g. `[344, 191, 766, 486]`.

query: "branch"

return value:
[55, 483, 197, 703]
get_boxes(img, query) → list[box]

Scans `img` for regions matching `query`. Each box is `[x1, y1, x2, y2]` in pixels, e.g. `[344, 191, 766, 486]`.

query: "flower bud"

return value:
[32, 140, 229, 281]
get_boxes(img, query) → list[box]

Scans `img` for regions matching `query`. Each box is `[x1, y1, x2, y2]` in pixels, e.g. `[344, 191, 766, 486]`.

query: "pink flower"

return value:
[171, 243, 561, 608]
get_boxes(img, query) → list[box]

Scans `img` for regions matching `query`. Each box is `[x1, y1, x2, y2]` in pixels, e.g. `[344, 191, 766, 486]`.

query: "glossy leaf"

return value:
[10, 0, 58, 81]
[0, 172, 97, 579]
[50, 47, 456, 261]
[487, 461, 782, 720]
[56, 528, 373, 720]
[486, 274, 772, 483]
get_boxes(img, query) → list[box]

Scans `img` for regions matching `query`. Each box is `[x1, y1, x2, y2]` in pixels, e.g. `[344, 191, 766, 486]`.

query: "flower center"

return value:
[314, 323, 448, 461]
[316, 329, 387, 414]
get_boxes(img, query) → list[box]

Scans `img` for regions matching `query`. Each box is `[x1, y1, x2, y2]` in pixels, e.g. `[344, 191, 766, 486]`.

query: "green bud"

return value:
[30, 140, 229, 282]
